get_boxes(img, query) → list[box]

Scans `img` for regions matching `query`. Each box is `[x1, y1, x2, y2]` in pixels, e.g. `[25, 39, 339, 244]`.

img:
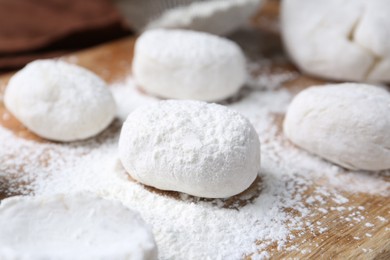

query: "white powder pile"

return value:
[1, 75, 388, 258]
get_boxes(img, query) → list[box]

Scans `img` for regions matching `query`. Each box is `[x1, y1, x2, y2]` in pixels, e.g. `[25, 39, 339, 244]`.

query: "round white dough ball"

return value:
[284, 83, 390, 171]
[0, 193, 157, 260]
[132, 29, 247, 101]
[282, 0, 390, 82]
[118, 100, 260, 198]
[4, 60, 116, 142]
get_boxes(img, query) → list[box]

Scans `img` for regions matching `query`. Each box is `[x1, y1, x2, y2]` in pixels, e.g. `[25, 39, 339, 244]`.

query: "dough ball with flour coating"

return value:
[282, 0, 390, 82]
[0, 193, 157, 260]
[4, 60, 116, 142]
[132, 29, 246, 102]
[284, 83, 390, 171]
[119, 100, 260, 198]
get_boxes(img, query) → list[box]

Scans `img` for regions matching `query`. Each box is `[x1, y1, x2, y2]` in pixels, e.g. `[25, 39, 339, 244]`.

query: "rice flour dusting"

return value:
[1, 74, 388, 259]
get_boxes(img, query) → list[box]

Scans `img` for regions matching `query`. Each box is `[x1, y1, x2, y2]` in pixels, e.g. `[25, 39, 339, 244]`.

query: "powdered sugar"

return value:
[247, 62, 298, 91]
[1, 76, 388, 258]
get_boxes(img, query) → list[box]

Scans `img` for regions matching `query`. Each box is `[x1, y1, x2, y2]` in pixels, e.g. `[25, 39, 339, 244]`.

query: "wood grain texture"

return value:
[0, 0, 389, 258]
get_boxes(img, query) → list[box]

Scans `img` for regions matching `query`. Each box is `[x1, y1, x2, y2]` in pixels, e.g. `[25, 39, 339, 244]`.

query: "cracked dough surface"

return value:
[281, 0, 390, 82]
[284, 83, 390, 171]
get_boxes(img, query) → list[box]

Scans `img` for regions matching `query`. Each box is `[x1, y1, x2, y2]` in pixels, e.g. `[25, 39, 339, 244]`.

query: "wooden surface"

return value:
[0, 0, 389, 259]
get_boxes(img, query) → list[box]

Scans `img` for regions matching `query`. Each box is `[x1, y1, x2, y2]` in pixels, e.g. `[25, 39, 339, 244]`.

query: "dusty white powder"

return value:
[1, 74, 389, 258]
[247, 62, 298, 91]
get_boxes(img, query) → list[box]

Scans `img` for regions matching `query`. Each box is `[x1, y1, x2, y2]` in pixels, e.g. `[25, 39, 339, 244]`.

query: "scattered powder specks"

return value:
[247, 62, 298, 91]
[318, 227, 328, 234]
[305, 196, 315, 204]
[361, 248, 373, 253]
[376, 216, 386, 222]
[318, 208, 328, 214]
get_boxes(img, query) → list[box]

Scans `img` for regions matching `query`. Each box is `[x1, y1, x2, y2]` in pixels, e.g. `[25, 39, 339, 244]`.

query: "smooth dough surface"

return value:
[0, 193, 157, 260]
[132, 29, 246, 102]
[4, 60, 116, 142]
[282, 0, 390, 82]
[118, 100, 260, 198]
[284, 83, 390, 171]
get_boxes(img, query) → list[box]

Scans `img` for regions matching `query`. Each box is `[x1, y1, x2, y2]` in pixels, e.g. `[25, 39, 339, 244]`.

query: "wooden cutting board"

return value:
[0, 1, 389, 259]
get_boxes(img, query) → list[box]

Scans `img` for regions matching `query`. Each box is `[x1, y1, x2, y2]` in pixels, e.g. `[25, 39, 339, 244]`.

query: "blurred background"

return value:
[0, 0, 278, 74]
[0, 0, 132, 73]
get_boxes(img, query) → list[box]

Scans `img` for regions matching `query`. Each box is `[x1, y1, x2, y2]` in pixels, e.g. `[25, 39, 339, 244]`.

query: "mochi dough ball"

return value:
[284, 83, 390, 171]
[282, 0, 390, 82]
[118, 100, 260, 198]
[4, 60, 116, 142]
[132, 29, 247, 102]
[0, 193, 157, 260]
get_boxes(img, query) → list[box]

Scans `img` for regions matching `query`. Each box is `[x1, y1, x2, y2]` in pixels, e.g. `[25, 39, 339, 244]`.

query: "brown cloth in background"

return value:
[0, 0, 132, 72]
